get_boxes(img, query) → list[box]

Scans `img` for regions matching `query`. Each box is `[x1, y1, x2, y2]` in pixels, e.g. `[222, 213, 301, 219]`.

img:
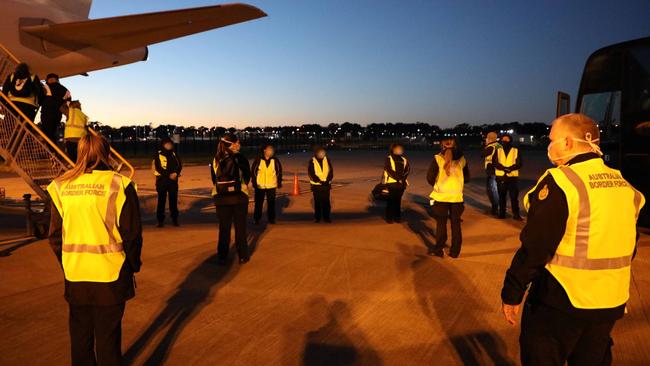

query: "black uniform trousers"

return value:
[69, 303, 125, 366]
[386, 187, 404, 222]
[13, 101, 37, 122]
[254, 188, 276, 223]
[65, 140, 79, 163]
[520, 301, 615, 366]
[497, 176, 520, 217]
[156, 178, 179, 224]
[486, 174, 499, 214]
[432, 202, 464, 256]
[312, 189, 331, 221]
[216, 203, 249, 260]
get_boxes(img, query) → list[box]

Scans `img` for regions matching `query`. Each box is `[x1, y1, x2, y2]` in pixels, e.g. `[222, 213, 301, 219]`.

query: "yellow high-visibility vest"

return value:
[64, 108, 88, 140]
[429, 154, 466, 203]
[495, 147, 519, 177]
[484, 142, 502, 169]
[152, 151, 178, 177]
[310, 157, 330, 185]
[256, 159, 278, 189]
[525, 158, 645, 309]
[47, 171, 132, 283]
[211, 157, 249, 197]
[383, 155, 409, 185]
[7, 74, 38, 107]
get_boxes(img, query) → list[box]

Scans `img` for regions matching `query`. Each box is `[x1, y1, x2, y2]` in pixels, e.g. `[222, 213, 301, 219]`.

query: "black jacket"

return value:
[40, 81, 70, 122]
[384, 154, 410, 189]
[426, 149, 470, 186]
[211, 152, 251, 205]
[251, 156, 283, 189]
[154, 148, 182, 181]
[501, 153, 635, 321]
[2, 73, 43, 104]
[308, 156, 334, 191]
[48, 174, 143, 306]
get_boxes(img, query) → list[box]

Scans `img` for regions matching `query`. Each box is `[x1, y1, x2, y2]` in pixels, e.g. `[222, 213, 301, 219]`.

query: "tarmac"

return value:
[1, 150, 649, 365]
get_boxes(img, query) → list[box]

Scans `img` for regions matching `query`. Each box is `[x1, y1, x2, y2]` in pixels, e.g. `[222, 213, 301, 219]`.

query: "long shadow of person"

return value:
[124, 255, 240, 365]
[302, 297, 383, 366]
[396, 245, 515, 365]
[401, 207, 436, 253]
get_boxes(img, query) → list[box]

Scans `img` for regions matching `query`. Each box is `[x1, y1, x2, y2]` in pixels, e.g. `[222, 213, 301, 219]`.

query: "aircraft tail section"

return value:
[48, 0, 93, 18]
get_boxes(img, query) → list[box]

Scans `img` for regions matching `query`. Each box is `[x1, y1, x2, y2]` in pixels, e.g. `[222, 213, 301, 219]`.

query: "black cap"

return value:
[46, 73, 59, 80]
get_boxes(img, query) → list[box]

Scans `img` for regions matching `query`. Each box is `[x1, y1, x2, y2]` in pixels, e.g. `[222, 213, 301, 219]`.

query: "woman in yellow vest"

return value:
[251, 144, 283, 225]
[383, 143, 410, 223]
[210, 134, 251, 264]
[1, 62, 43, 121]
[62, 100, 89, 163]
[308, 146, 333, 223]
[494, 133, 522, 220]
[426, 137, 469, 258]
[47, 134, 142, 366]
[501, 114, 645, 365]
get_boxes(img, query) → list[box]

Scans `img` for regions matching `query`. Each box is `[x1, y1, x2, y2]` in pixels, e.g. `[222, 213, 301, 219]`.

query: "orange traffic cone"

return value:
[292, 172, 300, 196]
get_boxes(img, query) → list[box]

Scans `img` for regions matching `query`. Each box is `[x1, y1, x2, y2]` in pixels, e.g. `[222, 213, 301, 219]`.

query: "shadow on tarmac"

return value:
[301, 296, 383, 366]
[396, 244, 516, 365]
[0, 236, 39, 257]
[124, 255, 241, 365]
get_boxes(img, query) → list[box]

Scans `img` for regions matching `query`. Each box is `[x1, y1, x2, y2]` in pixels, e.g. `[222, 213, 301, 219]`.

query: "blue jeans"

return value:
[486, 174, 499, 213]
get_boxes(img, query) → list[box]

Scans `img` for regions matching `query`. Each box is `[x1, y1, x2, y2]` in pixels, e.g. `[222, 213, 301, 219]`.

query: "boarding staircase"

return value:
[0, 42, 134, 202]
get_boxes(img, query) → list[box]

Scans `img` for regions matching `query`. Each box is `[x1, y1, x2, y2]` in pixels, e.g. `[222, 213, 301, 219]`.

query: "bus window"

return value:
[579, 90, 621, 146]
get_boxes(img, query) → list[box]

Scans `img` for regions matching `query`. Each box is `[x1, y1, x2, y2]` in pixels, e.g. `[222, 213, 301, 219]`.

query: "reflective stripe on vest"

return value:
[429, 154, 465, 203]
[256, 159, 278, 189]
[541, 159, 645, 309]
[46, 171, 130, 283]
[310, 157, 330, 185]
[383, 156, 408, 185]
[64, 108, 88, 140]
[495, 147, 519, 177]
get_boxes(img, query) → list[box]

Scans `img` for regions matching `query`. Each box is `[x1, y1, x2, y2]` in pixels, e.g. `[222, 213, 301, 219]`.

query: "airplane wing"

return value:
[20, 3, 267, 54]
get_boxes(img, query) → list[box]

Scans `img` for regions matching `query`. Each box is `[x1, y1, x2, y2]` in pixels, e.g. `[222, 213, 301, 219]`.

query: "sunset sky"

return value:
[63, 0, 650, 128]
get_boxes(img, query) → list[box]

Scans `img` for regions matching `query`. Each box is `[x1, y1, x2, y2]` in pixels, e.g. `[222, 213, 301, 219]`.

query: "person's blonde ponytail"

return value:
[60, 134, 110, 182]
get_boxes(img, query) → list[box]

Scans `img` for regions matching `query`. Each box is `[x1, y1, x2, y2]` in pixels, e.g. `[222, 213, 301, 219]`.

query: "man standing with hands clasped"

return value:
[500, 114, 645, 366]
[153, 137, 182, 227]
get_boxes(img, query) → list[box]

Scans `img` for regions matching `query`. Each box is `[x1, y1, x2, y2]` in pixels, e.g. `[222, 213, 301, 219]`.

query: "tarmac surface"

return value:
[1, 149, 649, 365]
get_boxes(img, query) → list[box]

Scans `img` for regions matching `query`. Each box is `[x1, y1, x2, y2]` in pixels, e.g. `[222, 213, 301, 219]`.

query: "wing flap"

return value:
[21, 3, 267, 53]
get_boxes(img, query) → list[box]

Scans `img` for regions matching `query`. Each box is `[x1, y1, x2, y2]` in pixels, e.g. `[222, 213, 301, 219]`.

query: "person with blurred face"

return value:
[210, 134, 251, 265]
[153, 137, 182, 227]
[501, 114, 645, 366]
[494, 134, 523, 220]
[40, 73, 71, 145]
[308, 146, 334, 223]
[382, 143, 410, 223]
[2, 62, 43, 122]
[427, 137, 469, 258]
[481, 131, 501, 216]
[251, 144, 283, 224]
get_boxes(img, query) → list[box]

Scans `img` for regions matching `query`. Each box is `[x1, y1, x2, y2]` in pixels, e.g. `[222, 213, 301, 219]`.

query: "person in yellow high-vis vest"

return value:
[494, 133, 523, 220]
[383, 143, 410, 223]
[153, 137, 182, 227]
[481, 131, 501, 216]
[426, 137, 469, 258]
[308, 146, 333, 223]
[501, 114, 645, 366]
[210, 134, 251, 265]
[1, 63, 43, 121]
[63, 100, 89, 163]
[251, 144, 283, 225]
[47, 134, 143, 366]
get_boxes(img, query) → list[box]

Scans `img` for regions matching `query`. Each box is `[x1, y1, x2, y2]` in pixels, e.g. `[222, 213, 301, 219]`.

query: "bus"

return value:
[557, 36, 650, 226]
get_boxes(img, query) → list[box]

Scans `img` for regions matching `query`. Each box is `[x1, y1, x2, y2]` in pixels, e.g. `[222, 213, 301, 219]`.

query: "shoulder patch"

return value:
[538, 184, 549, 201]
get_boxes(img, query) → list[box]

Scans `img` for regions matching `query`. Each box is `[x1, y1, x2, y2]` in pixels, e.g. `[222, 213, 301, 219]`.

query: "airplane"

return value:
[0, 0, 267, 78]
